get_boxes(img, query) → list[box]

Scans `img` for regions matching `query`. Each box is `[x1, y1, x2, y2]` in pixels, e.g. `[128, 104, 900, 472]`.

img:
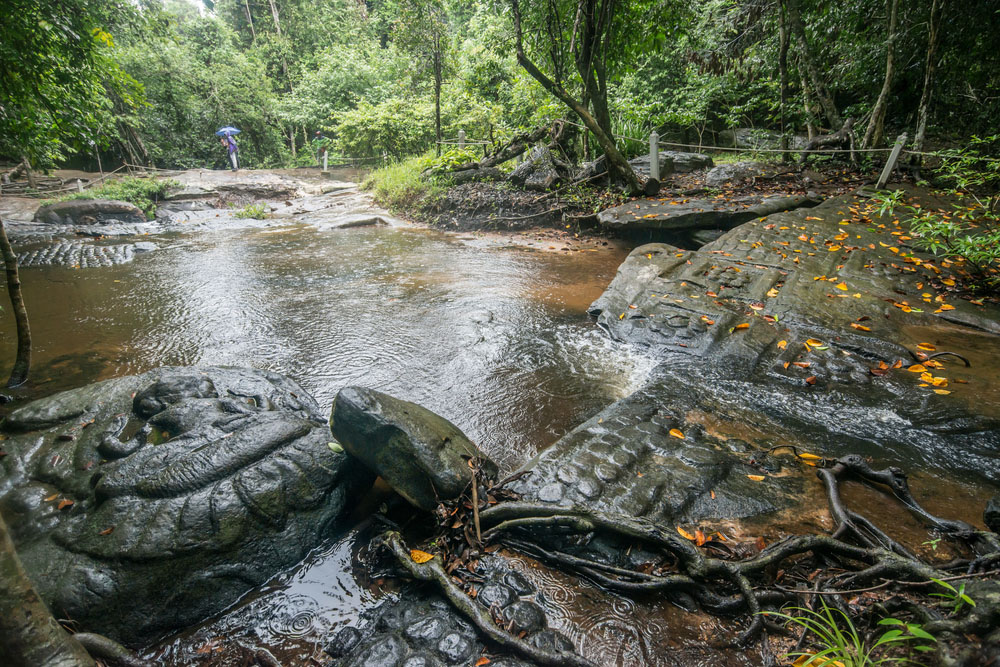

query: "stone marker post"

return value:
[649, 131, 660, 182]
[458, 130, 466, 151]
[876, 133, 907, 189]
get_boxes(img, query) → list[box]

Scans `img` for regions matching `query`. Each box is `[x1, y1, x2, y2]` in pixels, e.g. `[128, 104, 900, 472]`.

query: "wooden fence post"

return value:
[876, 133, 907, 189]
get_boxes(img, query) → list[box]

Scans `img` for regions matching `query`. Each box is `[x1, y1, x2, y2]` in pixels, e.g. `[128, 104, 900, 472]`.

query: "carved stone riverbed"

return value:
[1, 176, 998, 665]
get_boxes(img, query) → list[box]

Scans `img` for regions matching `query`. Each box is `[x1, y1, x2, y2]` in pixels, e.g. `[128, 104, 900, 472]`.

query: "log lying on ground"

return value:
[801, 117, 856, 162]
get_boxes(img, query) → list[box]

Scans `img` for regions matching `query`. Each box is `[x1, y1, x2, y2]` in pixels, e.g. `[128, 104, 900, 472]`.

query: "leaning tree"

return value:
[508, 0, 681, 194]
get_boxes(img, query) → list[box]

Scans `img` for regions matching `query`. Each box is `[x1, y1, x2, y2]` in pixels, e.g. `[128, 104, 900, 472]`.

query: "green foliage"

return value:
[232, 202, 269, 219]
[0, 0, 148, 168]
[45, 176, 177, 218]
[421, 147, 480, 174]
[871, 137, 1000, 292]
[764, 601, 936, 666]
[362, 155, 445, 212]
[929, 578, 977, 614]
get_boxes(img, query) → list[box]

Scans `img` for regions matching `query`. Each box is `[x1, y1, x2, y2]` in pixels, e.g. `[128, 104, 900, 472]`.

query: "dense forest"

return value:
[2, 0, 999, 175]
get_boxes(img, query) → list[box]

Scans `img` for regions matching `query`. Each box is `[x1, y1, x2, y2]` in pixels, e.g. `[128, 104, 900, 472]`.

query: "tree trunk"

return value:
[509, 0, 639, 194]
[798, 58, 818, 139]
[785, 0, 842, 130]
[779, 0, 790, 162]
[289, 127, 296, 158]
[0, 216, 30, 388]
[912, 0, 945, 159]
[0, 511, 95, 667]
[862, 0, 900, 149]
[434, 44, 442, 158]
[244, 0, 257, 42]
[20, 158, 36, 190]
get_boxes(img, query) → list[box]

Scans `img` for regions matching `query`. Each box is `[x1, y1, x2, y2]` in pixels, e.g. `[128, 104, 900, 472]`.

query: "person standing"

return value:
[312, 131, 330, 170]
[222, 132, 239, 171]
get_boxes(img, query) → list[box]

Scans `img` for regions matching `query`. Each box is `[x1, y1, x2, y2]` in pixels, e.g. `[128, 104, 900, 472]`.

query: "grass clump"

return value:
[362, 154, 446, 213]
[232, 202, 269, 219]
[45, 176, 177, 219]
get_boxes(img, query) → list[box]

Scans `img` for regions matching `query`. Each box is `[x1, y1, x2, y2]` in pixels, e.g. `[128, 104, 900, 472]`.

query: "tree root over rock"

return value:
[374, 454, 1000, 663]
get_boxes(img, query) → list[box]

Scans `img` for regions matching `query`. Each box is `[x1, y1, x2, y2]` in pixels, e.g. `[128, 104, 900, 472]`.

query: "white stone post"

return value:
[458, 129, 466, 151]
[649, 131, 660, 182]
[322, 150, 328, 173]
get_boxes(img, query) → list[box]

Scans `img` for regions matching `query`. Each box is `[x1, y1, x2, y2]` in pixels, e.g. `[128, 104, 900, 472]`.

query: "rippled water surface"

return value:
[0, 221, 653, 470]
[0, 193, 671, 663]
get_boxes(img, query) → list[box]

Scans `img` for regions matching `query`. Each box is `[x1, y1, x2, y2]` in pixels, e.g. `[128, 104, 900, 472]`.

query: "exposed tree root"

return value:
[374, 454, 1000, 662]
[377, 530, 597, 667]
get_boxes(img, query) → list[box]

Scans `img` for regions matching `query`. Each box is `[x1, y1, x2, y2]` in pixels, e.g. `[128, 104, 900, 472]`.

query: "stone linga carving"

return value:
[0, 367, 374, 647]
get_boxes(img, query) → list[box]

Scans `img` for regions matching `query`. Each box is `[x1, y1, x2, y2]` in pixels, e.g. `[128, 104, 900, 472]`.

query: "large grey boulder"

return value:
[628, 153, 675, 179]
[0, 366, 373, 646]
[330, 387, 498, 511]
[659, 151, 714, 172]
[33, 199, 147, 225]
[717, 127, 808, 151]
[704, 161, 770, 188]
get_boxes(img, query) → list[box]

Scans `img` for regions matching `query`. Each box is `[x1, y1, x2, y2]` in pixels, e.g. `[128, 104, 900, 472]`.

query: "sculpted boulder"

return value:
[330, 387, 498, 511]
[0, 367, 373, 646]
[33, 199, 147, 225]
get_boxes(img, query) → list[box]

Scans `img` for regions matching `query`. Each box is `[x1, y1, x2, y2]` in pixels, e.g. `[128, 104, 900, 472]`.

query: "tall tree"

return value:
[911, 0, 946, 158]
[784, 0, 842, 130]
[509, 0, 667, 193]
[862, 0, 900, 148]
[393, 0, 449, 156]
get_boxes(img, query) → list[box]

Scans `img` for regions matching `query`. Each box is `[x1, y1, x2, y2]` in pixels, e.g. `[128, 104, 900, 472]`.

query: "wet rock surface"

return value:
[327, 554, 577, 667]
[704, 161, 770, 188]
[597, 192, 819, 236]
[0, 366, 373, 646]
[588, 191, 1000, 482]
[33, 198, 147, 225]
[15, 240, 147, 267]
[330, 387, 498, 511]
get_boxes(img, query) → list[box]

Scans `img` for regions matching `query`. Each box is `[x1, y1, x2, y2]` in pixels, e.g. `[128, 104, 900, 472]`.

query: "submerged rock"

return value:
[34, 199, 146, 225]
[330, 387, 498, 511]
[0, 366, 373, 646]
[328, 554, 575, 667]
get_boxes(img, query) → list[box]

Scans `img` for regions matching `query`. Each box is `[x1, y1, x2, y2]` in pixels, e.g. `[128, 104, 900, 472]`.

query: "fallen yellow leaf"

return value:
[934, 389, 952, 395]
[805, 338, 824, 347]
[677, 526, 696, 540]
[669, 428, 685, 439]
[747, 474, 765, 482]
[907, 364, 927, 373]
[836, 282, 848, 291]
[410, 550, 434, 564]
[798, 452, 822, 460]
[777, 340, 787, 349]
[917, 343, 936, 351]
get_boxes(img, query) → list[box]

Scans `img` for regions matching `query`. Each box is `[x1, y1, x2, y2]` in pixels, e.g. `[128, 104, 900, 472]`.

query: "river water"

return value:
[2, 176, 996, 666]
[0, 180, 671, 664]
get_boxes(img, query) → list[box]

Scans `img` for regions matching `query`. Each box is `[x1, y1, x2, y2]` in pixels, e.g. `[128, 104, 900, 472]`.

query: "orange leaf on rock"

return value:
[907, 364, 927, 373]
[934, 389, 952, 395]
[669, 428, 685, 439]
[677, 526, 696, 540]
[410, 550, 434, 564]
[57, 499, 74, 510]
[805, 338, 824, 347]
[99, 527, 114, 536]
[917, 343, 936, 351]
[733, 323, 750, 331]
[747, 474, 765, 482]
[805, 376, 817, 385]
[44, 493, 59, 502]
[475, 658, 491, 666]
[777, 340, 787, 350]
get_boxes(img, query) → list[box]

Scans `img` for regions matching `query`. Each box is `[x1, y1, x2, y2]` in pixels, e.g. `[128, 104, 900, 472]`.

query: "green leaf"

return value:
[328, 441, 344, 453]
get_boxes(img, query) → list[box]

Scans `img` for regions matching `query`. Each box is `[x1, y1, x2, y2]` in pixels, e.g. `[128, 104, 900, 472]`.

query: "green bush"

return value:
[872, 136, 1000, 292]
[362, 155, 445, 212]
[45, 176, 178, 218]
[232, 202, 269, 219]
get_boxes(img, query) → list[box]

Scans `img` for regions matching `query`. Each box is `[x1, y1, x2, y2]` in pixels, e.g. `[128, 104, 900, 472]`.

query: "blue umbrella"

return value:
[215, 127, 241, 136]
